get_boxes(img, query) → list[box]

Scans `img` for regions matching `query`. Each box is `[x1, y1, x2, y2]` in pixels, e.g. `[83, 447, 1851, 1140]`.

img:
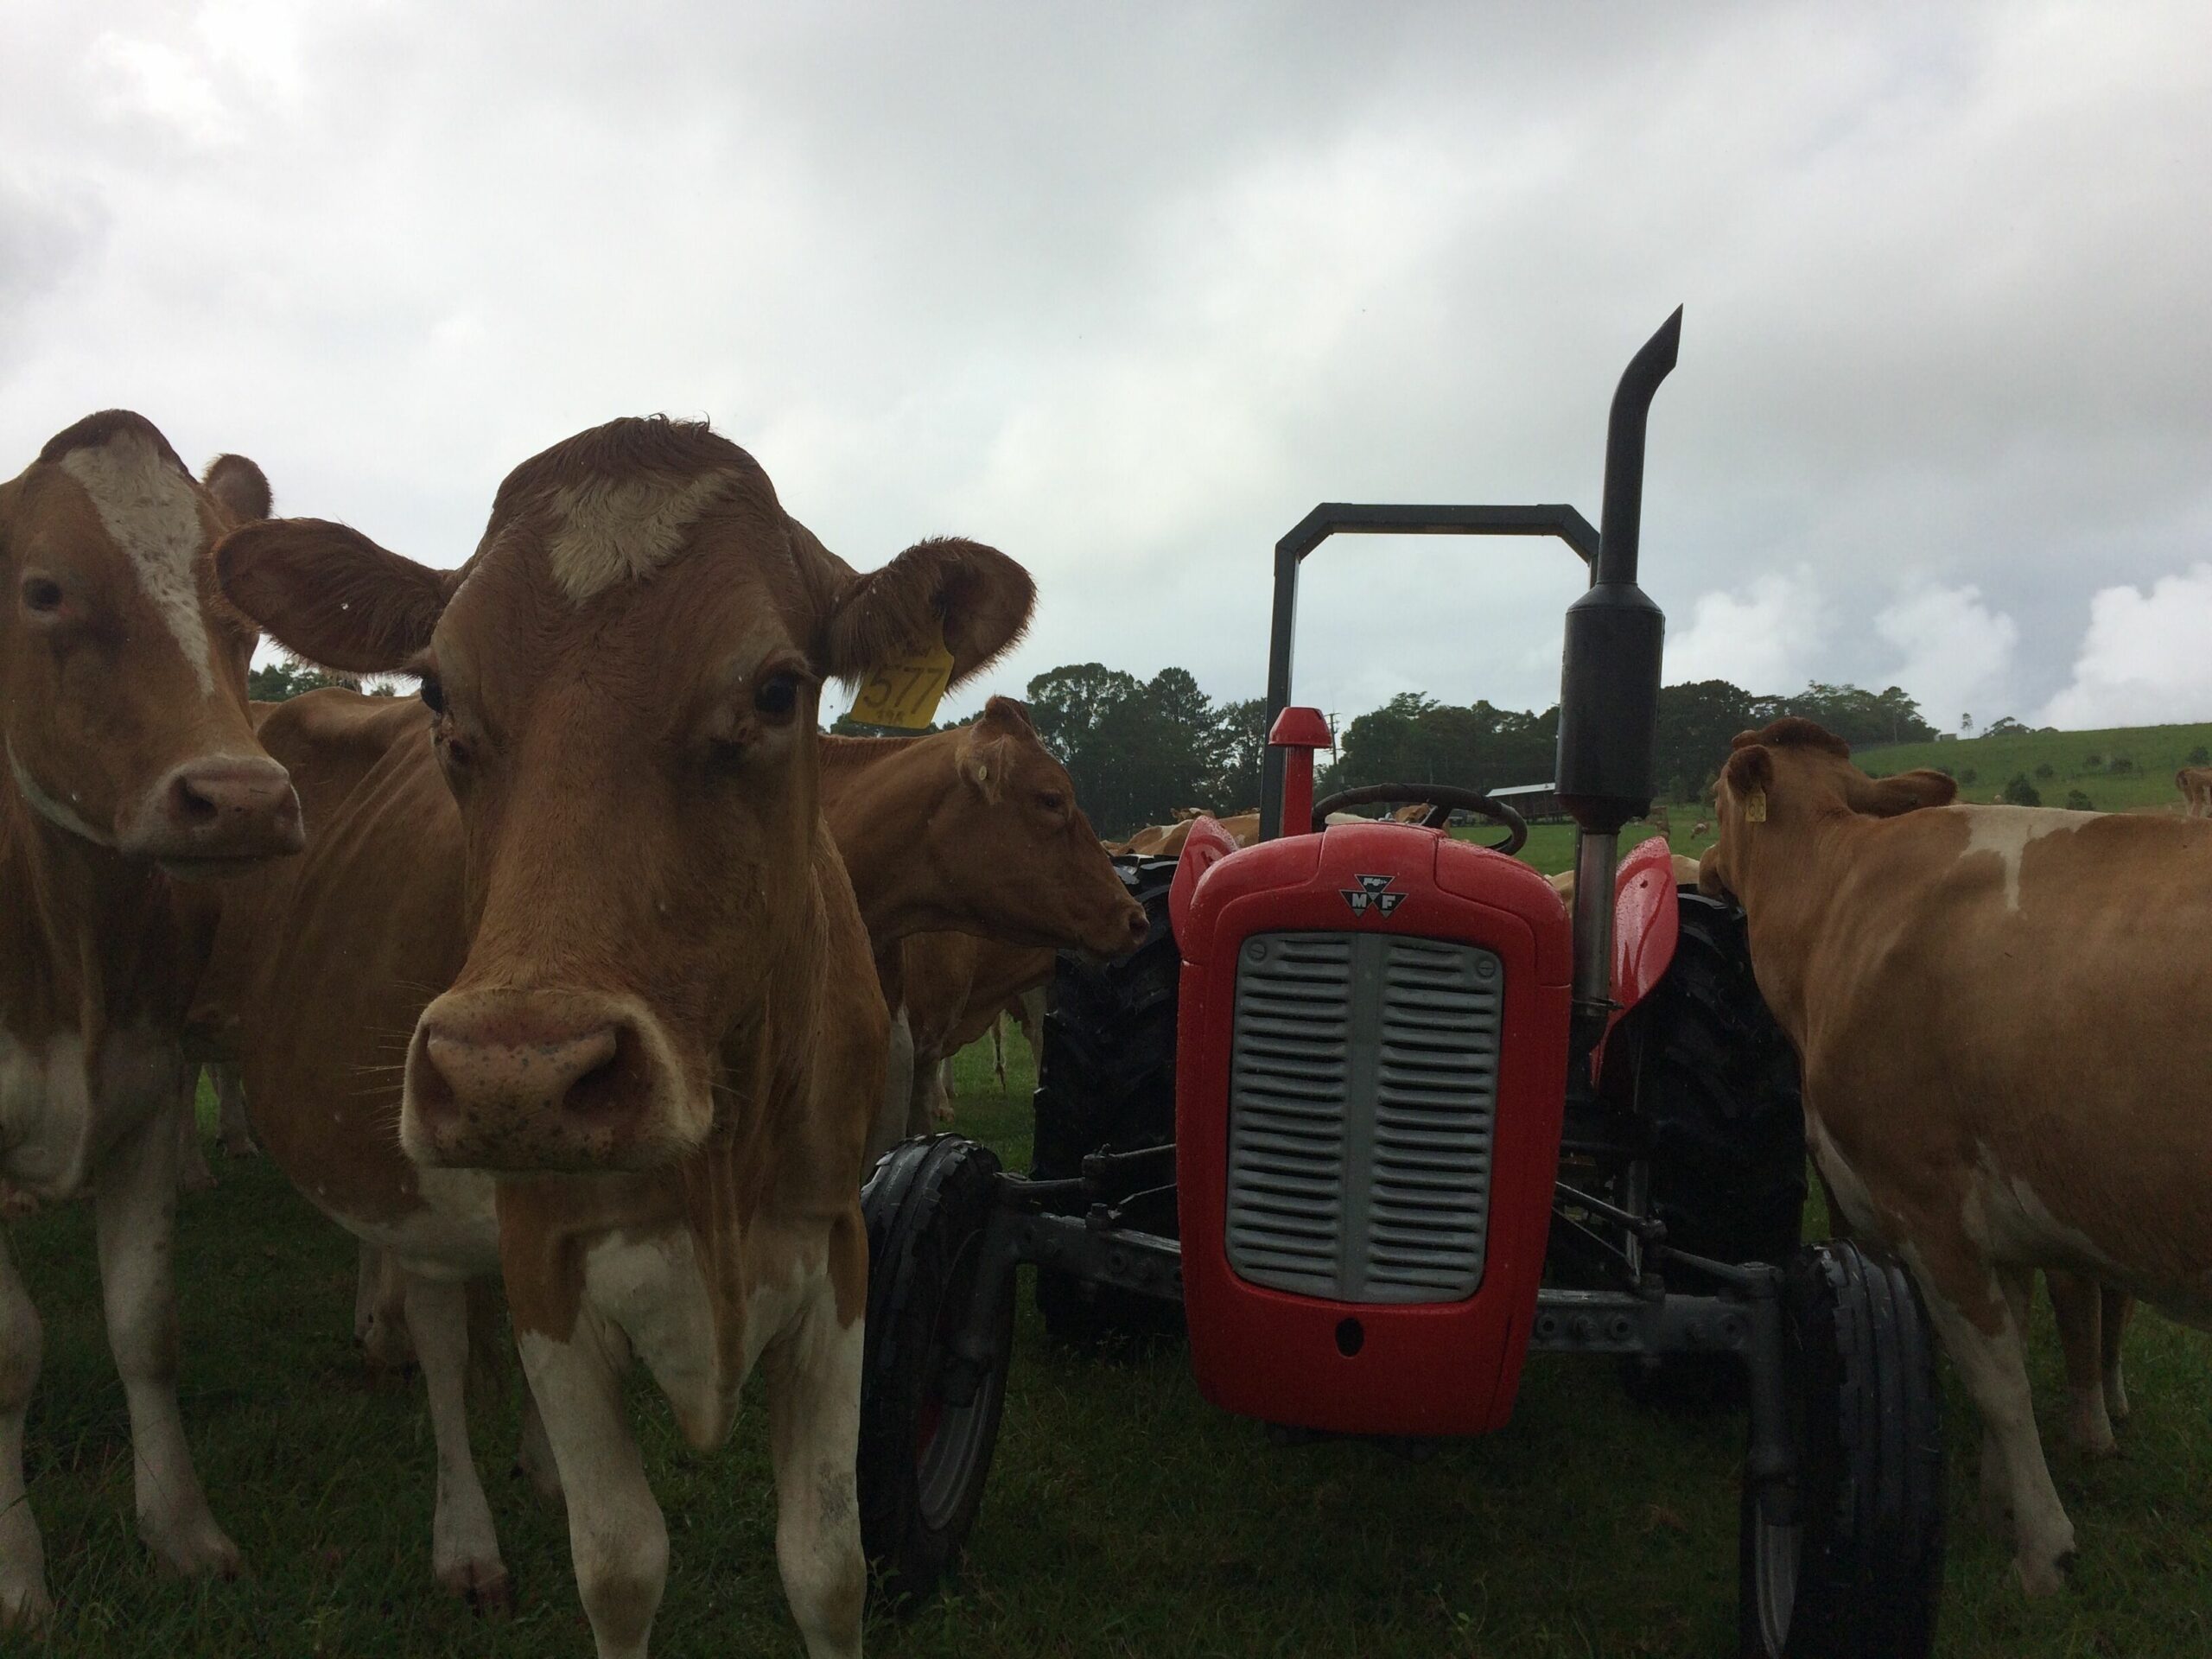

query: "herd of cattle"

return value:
[0, 409, 2207, 1651]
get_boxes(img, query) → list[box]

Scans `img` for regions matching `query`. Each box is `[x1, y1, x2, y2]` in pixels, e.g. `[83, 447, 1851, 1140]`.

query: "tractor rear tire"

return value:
[1029, 855, 1183, 1344]
[858, 1135, 1014, 1606]
[1619, 889, 1807, 1269]
[1738, 1240, 1945, 1658]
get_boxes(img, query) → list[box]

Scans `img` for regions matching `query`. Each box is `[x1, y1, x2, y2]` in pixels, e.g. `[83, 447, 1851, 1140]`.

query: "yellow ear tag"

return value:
[845, 626, 955, 730]
[1745, 788, 1769, 823]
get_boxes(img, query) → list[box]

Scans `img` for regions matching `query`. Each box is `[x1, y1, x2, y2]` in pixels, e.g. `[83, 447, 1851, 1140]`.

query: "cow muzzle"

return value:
[401, 988, 695, 1171]
[119, 754, 305, 874]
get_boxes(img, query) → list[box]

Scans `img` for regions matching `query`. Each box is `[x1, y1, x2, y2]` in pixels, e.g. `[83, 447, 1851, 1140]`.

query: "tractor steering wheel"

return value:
[1310, 784, 1529, 857]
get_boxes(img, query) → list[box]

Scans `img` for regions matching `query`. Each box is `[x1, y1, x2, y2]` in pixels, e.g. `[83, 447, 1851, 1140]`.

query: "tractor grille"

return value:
[1224, 931, 1501, 1303]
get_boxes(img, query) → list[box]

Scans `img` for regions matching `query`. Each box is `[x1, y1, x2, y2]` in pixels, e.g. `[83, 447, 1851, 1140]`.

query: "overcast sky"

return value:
[5, 2, 2208, 735]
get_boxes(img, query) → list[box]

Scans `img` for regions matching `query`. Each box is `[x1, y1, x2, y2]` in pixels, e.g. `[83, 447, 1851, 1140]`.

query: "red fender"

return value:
[1594, 835, 1681, 1080]
[1169, 815, 1242, 950]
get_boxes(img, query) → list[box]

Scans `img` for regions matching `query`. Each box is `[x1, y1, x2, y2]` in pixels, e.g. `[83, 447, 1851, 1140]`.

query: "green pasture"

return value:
[1854, 721, 2212, 814]
[4, 1052, 2209, 1656]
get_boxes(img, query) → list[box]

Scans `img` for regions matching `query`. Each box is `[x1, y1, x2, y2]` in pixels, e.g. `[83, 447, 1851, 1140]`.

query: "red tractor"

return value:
[857, 312, 1946, 1657]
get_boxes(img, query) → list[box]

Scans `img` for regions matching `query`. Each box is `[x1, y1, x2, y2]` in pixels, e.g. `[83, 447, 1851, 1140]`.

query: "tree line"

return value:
[251, 652, 1943, 842]
[1011, 669, 1942, 837]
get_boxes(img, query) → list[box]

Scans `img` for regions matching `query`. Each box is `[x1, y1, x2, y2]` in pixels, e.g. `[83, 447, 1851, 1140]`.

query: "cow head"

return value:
[0, 412, 302, 874]
[1700, 716, 1956, 902]
[217, 416, 1033, 1173]
[940, 696, 1146, 954]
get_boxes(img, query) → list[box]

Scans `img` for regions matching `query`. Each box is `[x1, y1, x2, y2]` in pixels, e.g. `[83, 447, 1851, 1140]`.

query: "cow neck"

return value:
[817, 730, 958, 944]
[0, 782, 188, 1052]
[1728, 801, 1864, 1041]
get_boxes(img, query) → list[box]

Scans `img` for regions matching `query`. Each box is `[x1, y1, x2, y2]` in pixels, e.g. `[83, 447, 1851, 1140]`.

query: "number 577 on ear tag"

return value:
[845, 630, 956, 730]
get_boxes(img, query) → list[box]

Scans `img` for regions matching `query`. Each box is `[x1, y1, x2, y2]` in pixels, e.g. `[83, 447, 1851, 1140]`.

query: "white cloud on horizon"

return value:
[2040, 563, 2212, 729]
[1874, 583, 2019, 733]
[1665, 568, 1829, 694]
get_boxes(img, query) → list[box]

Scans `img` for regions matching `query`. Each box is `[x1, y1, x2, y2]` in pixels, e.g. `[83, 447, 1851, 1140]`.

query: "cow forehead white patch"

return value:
[543, 468, 741, 604]
[58, 433, 218, 696]
[1956, 805, 2096, 912]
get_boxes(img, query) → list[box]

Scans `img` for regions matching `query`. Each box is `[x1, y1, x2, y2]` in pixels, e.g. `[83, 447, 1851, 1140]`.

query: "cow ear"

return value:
[1721, 743, 1774, 799]
[1849, 767, 1958, 817]
[954, 721, 1007, 804]
[823, 537, 1035, 689]
[216, 518, 460, 674]
[202, 454, 271, 524]
[978, 694, 1034, 734]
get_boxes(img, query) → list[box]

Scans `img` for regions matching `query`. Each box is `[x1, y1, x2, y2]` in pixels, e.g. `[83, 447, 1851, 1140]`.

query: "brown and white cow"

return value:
[2176, 766, 2212, 819]
[0, 413, 302, 1627]
[882, 932, 1058, 1139]
[203, 416, 1056, 1654]
[1700, 716, 2212, 1597]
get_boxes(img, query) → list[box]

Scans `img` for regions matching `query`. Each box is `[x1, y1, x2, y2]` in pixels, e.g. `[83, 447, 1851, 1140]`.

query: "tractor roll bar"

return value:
[1256, 505, 1599, 842]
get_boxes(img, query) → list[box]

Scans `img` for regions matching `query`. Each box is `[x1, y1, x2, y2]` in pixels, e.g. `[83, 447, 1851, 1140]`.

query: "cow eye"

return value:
[753, 672, 798, 719]
[418, 675, 446, 715]
[1037, 791, 1065, 814]
[20, 575, 63, 616]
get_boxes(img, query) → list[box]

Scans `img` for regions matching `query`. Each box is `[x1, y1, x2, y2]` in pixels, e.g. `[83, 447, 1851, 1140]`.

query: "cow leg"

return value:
[763, 1291, 864, 1659]
[514, 1383, 566, 1507]
[906, 1057, 947, 1140]
[1014, 986, 1046, 1062]
[518, 1315, 666, 1659]
[92, 1107, 240, 1580]
[1917, 1255, 2073, 1595]
[175, 1073, 216, 1197]
[990, 1014, 1007, 1091]
[2101, 1287, 2134, 1425]
[2046, 1269, 2117, 1456]
[402, 1274, 508, 1607]
[0, 1227, 51, 1629]
[866, 1007, 914, 1166]
[212, 1065, 255, 1158]
[359, 1244, 415, 1371]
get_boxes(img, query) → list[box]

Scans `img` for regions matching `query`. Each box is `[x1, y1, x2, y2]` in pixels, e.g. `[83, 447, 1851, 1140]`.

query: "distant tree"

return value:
[2082, 753, 2104, 772]
[1983, 715, 2029, 737]
[2002, 772, 2042, 807]
[1960, 766, 1979, 785]
[2064, 789, 2094, 811]
[1208, 697, 1268, 811]
[1961, 712, 1974, 737]
[2109, 754, 2135, 775]
[2033, 761, 2055, 781]
[2188, 744, 2211, 766]
[1654, 680, 1760, 800]
[1757, 683, 1936, 751]
[248, 661, 350, 702]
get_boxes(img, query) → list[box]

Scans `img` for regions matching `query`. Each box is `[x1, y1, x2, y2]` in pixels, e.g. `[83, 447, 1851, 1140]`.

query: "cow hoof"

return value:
[0, 1582, 54, 1633]
[149, 1519, 244, 1581]
[2017, 1543, 2077, 1599]
[439, 1559, 512, 1612]
[1, 1185, 43, 1220]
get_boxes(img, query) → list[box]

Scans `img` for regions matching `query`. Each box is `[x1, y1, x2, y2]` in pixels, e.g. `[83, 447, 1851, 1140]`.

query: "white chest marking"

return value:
[583, 1226, 728, 1448]
[1956, 806, 2095, 912]
[60, 435, 217, 696]
[2, 1024, 177, 1198]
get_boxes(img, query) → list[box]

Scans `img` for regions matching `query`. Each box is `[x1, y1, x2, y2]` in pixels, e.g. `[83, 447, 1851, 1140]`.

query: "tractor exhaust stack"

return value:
[1558, 308, 1680, 1055]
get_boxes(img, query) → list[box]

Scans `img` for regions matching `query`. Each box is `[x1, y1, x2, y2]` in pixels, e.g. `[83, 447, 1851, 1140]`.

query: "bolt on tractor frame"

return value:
[858, 312, 1947, 1657]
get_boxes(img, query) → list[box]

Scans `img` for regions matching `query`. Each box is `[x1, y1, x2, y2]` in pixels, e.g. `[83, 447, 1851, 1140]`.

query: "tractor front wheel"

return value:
[1738, 1240, 1945, 1658]
[858, 1135, 1014, 1606]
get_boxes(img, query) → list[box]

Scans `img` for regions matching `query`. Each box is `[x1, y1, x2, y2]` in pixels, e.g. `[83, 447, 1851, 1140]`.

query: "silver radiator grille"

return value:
[1225, 931, 1500, 1303]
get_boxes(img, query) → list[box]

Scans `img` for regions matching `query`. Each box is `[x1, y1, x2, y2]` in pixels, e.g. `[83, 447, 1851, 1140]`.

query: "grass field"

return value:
[1850, 720, 2212, 814]
[5, 1052, 2210, 1657]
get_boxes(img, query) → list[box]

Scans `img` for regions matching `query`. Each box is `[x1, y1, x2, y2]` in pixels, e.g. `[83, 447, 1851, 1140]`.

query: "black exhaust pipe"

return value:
[1557, 308, 1680, 1052]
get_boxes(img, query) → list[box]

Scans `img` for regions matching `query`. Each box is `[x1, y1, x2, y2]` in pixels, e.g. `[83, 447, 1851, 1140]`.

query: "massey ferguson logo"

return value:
[1341, 873, 1405, 918]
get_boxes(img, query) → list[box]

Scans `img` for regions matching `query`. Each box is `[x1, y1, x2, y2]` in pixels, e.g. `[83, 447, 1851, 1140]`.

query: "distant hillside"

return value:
[1855, 721, 2212, 813]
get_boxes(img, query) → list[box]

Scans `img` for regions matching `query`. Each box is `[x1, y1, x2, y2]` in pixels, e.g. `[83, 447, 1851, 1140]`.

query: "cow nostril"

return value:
[562, 1022, 651, 1122]
[168, 772, 222, 828]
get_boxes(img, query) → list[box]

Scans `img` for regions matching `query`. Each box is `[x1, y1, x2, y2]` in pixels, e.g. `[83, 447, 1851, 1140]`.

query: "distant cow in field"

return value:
[2176, 766, 2212, 818]
[1700, 716, 2212, 1597]
[0, 414, 302, 1628]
